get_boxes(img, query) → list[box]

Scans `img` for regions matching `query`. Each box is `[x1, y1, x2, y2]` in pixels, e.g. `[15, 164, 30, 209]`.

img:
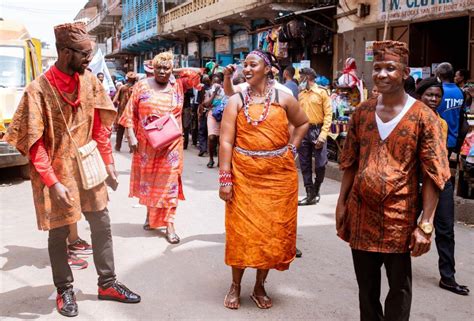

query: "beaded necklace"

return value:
[243, 80, 274, 126]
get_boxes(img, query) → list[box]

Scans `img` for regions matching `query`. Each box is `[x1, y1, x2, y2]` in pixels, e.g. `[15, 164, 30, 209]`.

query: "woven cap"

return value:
[373, 40, 409, 64]
[54, 22, 92, 50]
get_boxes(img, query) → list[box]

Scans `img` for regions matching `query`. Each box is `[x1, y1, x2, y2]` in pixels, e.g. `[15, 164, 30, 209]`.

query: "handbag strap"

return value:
[142, 80, 179, 127]
[42, 75, 80, 151]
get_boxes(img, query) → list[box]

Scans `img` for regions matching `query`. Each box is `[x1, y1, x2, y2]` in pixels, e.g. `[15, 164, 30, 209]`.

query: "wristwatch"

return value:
[418, 221, 434, 235]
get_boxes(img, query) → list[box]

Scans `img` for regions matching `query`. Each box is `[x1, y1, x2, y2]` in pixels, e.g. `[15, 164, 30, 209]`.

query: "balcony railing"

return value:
[160, 0, 218, 25]
[121, 17, 158, 48]
[86, 0, 122, 33]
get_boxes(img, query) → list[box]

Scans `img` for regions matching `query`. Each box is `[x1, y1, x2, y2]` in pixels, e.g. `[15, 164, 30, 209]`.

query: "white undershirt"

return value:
[375, 96, 416, 141]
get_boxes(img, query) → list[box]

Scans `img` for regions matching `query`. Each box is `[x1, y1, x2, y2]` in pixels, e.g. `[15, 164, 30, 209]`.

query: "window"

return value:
[0, 46, 25, 88]
[160, 0, 187, 13]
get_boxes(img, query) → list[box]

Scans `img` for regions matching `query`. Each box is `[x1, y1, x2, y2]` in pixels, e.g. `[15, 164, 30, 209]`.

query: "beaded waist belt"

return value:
[235, 145, 288, 158]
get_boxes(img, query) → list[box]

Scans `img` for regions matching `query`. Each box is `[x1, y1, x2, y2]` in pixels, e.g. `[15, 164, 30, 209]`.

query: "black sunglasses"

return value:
[68, 47, 93, 59]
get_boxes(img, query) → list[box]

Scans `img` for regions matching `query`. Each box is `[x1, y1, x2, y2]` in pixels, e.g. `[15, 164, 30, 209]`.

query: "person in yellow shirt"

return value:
[297, 68, 333, 205]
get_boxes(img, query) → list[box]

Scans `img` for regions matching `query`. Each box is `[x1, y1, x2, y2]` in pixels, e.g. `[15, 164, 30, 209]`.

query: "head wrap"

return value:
[343, 57, 357, 73]
[373, 40, 409, 65]
[415, 77, 444, 97]
[248, 50, 271, 67]
[338, 57, 360, 88]
[54, 22, 92, 50]
[143, 60, 154, 74]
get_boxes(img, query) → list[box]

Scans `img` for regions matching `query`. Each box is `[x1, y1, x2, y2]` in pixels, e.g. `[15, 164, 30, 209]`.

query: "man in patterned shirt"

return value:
[336, 41, 451, 321]
[113, 71, 137, 152]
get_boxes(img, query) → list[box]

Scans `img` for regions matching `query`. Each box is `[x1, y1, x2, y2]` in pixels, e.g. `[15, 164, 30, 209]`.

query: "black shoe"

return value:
[296, 248, 302, 258]
[56, 288, 78, 317]
[198, 151, 206, 157]
[207, 160, 215, 168]
[298, 187, 317, 206]
[98, 281, 141, 303]
[439, 279, 469, 295]
[313, 182, 322, 204]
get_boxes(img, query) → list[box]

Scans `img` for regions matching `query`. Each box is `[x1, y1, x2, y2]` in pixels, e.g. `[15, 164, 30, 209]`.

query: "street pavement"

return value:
[0, 139, 473, 320]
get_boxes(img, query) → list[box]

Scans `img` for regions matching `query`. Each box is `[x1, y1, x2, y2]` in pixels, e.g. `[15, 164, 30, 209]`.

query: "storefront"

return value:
[336, 0, 474, 89]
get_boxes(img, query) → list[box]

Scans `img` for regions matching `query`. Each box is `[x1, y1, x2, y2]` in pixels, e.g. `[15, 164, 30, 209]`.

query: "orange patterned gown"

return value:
[120, 73, 199, 228]
[225, 101, 298, 271]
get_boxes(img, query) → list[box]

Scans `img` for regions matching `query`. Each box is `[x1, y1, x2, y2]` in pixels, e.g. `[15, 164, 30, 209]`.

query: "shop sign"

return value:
[365, 41, 374, 62]
[379, 0, 472, 22]
[232, 31, 250, 51]
[201, 40, 214, 58]
[300, 60, 311, 69]
[215, 36, 230, 53]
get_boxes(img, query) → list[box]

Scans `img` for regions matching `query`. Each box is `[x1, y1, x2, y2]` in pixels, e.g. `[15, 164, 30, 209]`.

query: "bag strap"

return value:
[42, 75, 80, 151]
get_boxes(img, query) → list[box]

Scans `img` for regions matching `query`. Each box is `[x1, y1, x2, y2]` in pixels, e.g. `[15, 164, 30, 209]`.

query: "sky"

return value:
[0, 0, 89, 46]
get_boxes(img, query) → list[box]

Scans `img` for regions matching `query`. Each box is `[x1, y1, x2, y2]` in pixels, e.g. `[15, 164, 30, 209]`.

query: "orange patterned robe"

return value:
[225, 102, 298, 271]
[119, 72, 199, 228]
[5, 72, 116, 230]
[339, 98, 451, 253]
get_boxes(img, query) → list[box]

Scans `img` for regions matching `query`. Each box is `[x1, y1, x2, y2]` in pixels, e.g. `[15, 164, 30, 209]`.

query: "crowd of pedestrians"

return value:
[3, 21, 473, 319]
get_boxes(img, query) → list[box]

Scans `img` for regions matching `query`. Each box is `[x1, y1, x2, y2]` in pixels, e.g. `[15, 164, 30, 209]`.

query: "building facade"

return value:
[335, 0, 474, 89]
[157, 0, 337, 77]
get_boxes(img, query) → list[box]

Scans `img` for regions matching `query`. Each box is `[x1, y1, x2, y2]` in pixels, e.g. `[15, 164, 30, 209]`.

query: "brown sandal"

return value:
[250, 293, 272, 309]
[224, 283, 241, 310]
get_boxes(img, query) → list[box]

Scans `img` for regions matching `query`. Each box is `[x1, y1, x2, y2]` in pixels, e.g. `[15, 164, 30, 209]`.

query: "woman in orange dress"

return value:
[120, 52, 202, 244]
[219, 50, 309, 309]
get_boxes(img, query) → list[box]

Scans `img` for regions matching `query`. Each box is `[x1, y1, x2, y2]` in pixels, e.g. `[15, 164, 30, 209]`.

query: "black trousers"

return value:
[352, 249, 412, 321]
[115, 125, 125, 150]
[191, 103, 199, 145]
[48, 209, 116, 291]
[182, 107, 192, 149]
[297, 125, 328, 188]
[434, 180, 456, 283]
[198, 112, 208, 153]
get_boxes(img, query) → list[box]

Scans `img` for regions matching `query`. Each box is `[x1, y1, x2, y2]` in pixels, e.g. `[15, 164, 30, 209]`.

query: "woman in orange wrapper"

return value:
[119, 52, 202, 244]
[219, 49, 309, 310]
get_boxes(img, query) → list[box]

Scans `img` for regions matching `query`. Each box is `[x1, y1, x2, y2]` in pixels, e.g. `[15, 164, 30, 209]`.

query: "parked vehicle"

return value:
[0, 18, 42, 178]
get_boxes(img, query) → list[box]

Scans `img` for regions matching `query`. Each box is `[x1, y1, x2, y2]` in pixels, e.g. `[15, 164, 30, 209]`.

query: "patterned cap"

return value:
[54, 22, 92, 50]
[373, 40, 409, 65]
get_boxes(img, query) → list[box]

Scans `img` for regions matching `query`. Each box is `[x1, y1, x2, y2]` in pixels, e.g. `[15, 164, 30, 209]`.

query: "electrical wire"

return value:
[0, 4, 78, 15]
[341, 0, 359, 23]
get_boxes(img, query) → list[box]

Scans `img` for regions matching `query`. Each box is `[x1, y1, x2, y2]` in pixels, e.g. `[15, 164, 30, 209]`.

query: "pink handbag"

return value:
[143, 114, 182, 149]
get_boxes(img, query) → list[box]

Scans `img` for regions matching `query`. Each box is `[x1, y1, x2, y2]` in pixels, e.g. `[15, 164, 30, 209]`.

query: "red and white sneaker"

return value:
[68, 238, 93, 256]
[68, 252, 88, 270]
[98, 282, 141, 303]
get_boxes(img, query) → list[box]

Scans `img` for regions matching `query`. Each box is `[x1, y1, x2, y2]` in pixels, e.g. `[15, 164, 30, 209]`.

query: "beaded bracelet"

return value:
[288, 144, 297, 157]
[219, 170, 233, 187]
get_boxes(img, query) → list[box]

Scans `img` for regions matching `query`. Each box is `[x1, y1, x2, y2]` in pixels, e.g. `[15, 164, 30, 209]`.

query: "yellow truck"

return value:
[0, 18, 42, 177]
